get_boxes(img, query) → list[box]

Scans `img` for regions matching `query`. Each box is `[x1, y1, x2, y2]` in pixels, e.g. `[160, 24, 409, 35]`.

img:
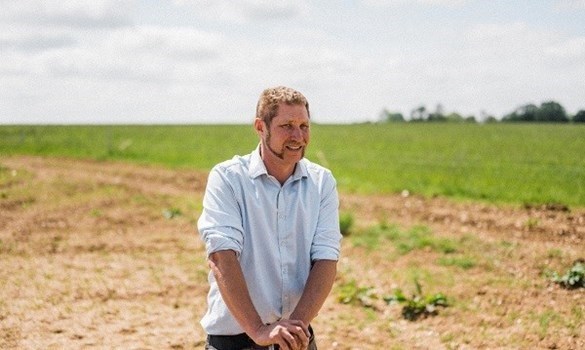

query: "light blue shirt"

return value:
[197, 146, 342, 335]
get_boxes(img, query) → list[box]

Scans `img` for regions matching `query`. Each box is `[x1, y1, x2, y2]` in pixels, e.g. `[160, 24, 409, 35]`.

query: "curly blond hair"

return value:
[255, 86, 310, 126]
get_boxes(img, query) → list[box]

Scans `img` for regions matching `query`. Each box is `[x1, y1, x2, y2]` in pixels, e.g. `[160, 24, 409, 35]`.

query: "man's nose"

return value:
[290, 126, 302, 140]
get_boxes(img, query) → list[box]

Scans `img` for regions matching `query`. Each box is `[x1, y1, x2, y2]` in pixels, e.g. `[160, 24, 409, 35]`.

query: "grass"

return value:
[1, 123, 585, 207]
[0, 124, 257, 168]
[351, 222, 458, 256]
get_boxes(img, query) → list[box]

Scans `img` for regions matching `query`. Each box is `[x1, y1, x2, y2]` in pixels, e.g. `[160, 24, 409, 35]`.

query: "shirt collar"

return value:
[249, 144, 308, 181]
[249, 145, 268, 179]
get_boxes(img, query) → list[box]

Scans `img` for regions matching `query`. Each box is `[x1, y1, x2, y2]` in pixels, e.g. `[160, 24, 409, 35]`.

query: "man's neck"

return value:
[259, 146, 296, 185]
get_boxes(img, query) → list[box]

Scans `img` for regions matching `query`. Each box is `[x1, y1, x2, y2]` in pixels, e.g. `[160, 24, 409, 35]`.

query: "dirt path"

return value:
[1, 156, 583, 349]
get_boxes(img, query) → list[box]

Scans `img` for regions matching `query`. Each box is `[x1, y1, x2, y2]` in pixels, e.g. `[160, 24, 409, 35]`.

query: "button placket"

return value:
[276, 188, 288, 313]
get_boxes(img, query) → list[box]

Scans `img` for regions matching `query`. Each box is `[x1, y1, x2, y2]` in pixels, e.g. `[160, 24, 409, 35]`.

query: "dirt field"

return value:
[1, 156, 583, 349]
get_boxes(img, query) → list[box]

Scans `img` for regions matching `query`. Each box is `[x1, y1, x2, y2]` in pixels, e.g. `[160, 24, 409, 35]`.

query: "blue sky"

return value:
[1, 0, 585, 124]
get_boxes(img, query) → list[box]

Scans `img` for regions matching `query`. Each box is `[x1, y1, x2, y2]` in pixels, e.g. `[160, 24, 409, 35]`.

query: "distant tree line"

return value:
[379, 101, 585, 124]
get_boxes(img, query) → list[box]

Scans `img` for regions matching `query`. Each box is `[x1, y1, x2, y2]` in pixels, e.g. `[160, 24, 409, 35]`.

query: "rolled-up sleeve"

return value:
[198, 166, 244, 257]
[311, 172, 342, 261]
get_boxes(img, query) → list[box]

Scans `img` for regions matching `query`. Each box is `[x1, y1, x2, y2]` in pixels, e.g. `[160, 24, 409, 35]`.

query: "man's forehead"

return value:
[275, 103, 309, 119]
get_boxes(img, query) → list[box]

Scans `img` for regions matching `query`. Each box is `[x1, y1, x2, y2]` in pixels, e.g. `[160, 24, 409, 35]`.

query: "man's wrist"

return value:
[245, 320, 267, 341]
[288, 313, 309, 325]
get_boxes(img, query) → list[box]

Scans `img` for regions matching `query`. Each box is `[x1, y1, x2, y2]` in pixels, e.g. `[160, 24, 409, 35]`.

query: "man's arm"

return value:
[289, 259, 337, 325]
[289, 172, 341, 325]
[208, 250, 310, 349]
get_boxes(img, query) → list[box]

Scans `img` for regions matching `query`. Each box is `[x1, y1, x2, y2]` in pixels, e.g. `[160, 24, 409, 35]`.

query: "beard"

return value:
[265, 129, 305, 160]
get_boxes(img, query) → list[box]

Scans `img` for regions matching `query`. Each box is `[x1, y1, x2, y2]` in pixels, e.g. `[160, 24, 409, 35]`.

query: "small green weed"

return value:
[163, 208, 182, 219]
[0, 239, 15, 254]
[568, 305, 583, 336]
[537, 310, 559, 340]
[337, 279, 377, 309]
[49, 235, 63, 254]
[546, 248, 563, 259]
[438, 255, 476, 269]
[339, 212, 354, 236]
[524, 217, 540, 230]
[384, 279, 449, 321]
[552, 260, 584, 289]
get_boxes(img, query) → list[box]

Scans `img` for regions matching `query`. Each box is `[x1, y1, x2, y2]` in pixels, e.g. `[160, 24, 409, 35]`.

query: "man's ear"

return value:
[254, 118, 264, 136]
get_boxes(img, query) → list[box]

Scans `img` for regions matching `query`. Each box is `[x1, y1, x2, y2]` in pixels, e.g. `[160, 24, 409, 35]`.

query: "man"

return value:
[198, 86, 342, 350]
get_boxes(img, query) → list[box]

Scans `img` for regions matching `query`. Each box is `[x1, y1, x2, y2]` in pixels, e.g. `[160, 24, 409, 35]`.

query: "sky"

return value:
[1, 0, 585, 124]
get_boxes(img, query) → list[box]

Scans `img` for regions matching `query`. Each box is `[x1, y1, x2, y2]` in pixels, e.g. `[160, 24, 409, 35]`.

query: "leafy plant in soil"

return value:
[384, 279, 449, 321]
[552, 259, 585, 289]
[337, 279, 377, 309]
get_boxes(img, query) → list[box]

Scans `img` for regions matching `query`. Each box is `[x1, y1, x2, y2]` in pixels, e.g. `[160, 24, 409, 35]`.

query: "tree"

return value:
[516, 104, 538, 121]
[445, 112, 464, 123]
[484, 115, 498, 123]
[502, 103, 538, 122]
[536, 101, 568, 122]
[379, 109, 405, 123]
[479, 110, 495, 123]
[573, 110, 585, 123]
[387, 112, 405, 122]
[501, 102, 569, 122]
[410, 105, 427, 122]
[427, 104, 447, 122]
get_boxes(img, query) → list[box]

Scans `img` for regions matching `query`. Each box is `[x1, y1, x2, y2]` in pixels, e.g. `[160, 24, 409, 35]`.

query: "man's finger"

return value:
[286, 320, 310, 337]
[281, 333, 297, 350]
[293, 325, 310, 348]
[289, 326, 310, 350]
[292, 331, 308, 350]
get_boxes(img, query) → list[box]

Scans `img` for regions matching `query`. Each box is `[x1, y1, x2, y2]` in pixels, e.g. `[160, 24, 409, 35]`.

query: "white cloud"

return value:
[105, 26, 223, 62]
[363, 0, 468, 7]
[0, 26, 77, 52]
[240, 0, 308, 20]
[172, 0, 309, 23]
[2, 24, 224, 82]
[554, 0, 585, 10]
[545, 37, 585, 60]
[0, 0, 135, 28]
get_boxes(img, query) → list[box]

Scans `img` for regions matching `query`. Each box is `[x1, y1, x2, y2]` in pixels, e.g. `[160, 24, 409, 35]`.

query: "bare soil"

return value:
[0, 156, 583, 349]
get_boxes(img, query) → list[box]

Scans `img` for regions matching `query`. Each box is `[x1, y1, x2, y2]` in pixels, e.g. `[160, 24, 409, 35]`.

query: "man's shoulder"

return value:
[212, 154, 252, 176]
[300, 158, 334, 178]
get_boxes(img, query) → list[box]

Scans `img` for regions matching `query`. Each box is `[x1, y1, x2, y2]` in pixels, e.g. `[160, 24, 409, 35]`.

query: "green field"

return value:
[1, 123, 584, 207]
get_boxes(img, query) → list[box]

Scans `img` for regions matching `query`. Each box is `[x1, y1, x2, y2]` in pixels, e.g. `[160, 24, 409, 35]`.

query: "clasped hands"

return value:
[252, 319, 310, 350]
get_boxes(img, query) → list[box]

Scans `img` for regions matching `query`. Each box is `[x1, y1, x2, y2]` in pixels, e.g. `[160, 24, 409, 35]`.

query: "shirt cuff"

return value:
[203, 230, 243, 257]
